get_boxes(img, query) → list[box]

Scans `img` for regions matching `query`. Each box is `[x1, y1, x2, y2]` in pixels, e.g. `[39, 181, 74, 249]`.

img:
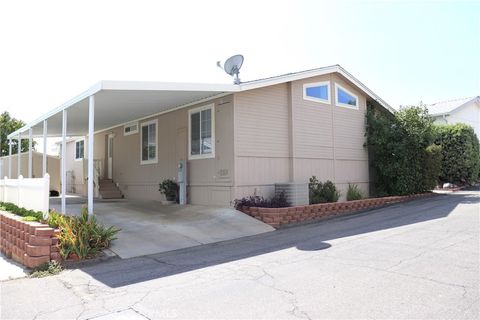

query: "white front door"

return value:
[107, 135, 113, 179]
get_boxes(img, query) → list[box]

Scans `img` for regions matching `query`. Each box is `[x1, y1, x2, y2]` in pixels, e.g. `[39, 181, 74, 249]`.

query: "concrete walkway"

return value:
[0, 253, 27, 281]
[50, 197, 274, 259]
[2, 191, 478, 319]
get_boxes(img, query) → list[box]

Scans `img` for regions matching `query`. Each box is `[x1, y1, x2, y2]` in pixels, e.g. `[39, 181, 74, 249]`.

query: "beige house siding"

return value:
[234, 83, 291, 198]
[83, 95, 235, 205]
[0, 152, 61, 192]
[234, 73, 370, 201]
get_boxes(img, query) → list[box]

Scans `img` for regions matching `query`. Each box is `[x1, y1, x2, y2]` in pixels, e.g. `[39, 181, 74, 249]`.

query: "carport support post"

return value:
[42, 120, 47, 176]
[8, 139, 12, 178]
[87, 95, 95, 215]
[61, 109, 67, 214]
[17, 134, 21, 177]
[28, 128, 33, 178]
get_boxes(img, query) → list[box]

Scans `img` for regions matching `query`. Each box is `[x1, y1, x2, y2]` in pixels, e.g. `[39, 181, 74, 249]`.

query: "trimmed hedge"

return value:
[434, 124, 480, 184]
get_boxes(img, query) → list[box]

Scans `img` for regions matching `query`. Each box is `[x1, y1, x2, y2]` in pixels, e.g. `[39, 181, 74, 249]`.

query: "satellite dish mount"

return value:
[217, 54, 244, 84]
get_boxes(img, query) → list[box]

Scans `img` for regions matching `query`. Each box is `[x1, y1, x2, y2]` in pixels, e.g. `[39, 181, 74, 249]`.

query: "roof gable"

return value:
[428, 96, 480, 116]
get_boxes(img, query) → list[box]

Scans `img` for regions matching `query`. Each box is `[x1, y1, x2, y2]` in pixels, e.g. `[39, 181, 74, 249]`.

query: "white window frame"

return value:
[303, 81, 331, 104]
[123, 121, 139, 136]
[188, 104, 215, 160]
[74, 138, 85, 161]
[335, 83, 359, 109]
[140, 119, 158, 165]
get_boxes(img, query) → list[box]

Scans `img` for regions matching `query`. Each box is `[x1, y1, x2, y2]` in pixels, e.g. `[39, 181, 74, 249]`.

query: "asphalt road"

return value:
[1, 191, 478, 319]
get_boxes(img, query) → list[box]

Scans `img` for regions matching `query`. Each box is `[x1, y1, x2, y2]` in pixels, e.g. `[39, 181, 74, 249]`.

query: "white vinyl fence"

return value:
[0, 174, 50, 214]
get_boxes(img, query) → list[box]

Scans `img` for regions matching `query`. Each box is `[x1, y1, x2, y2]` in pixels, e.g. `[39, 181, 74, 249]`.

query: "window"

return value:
[140, 120, 157, 164]
[188, 104, 215, 159]
[303, 81, 330, 103]
[75, 139, 84, 160]
[335, 83, 359, 109]
[124, 122, 138, 136]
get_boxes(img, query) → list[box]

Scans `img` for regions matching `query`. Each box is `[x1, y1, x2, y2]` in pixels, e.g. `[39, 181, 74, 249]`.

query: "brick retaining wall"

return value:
[0, 211, 60, 268]
[240, 193, 437, 228]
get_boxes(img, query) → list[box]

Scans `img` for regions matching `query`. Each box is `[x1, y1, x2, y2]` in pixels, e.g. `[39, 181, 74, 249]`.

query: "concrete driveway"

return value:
[4, 191, 478, 319]
[50, 197, 274, 259]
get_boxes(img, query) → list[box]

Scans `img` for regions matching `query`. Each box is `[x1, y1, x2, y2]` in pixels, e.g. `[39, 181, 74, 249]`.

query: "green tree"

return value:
[366, 104, 442, 196]
[0, 111, 32, 156]
[434, 123, 480, 184]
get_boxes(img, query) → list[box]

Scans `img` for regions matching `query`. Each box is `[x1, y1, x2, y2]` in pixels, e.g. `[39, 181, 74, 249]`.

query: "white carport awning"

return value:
[8, 81, 239, 138]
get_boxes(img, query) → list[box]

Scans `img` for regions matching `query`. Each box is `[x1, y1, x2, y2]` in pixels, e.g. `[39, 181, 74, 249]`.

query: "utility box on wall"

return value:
[178, 160, 187, 205]
[275, 183, 309, 206]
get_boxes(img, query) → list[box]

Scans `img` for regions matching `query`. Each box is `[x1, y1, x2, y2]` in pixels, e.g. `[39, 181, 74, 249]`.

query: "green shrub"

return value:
[366, 104, 441, 196]
[48, 208, 120, 260]
[423, 144, 443, 189]
[434, 124, 480, 184]
[232, 191, 290, 209]
[309, 177, 340, 204]
[346, 183, 363, 201]
[22, 216, 39, 222]
[0, 202, 43, 221]
[158, 179, 179, 202]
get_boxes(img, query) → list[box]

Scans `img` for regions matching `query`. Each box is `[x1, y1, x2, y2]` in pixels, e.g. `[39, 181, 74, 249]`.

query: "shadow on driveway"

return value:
[79, 192, 478, 288]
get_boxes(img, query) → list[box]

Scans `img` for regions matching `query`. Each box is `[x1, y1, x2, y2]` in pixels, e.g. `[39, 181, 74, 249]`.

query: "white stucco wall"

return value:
[433, 101, 480, 138]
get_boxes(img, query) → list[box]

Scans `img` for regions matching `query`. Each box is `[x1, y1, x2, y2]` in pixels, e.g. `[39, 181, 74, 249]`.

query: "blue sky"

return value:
[0, 0, 478, 122]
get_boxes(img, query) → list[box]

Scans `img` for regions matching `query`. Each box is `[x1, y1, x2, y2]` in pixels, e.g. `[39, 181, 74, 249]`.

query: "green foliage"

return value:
[29, 261, 63, 278]
[0, 202, 43, 221]
[434, 124, 480, 184]
[424, 144, 443, 189]
[0, 111, 34, 155]
[366, 104, 441, 196]
[47, 208, 120, 260]
[346, 183, 363, 201]
[232, 191, 290, 209]
[158, 179, 179, 202]
[22, 216, 39, 222]
[309, 177, 340, 204]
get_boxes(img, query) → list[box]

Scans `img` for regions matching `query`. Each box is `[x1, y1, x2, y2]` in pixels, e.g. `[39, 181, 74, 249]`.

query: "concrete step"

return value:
[100, 190, 124, 199]
[99, 186, 119, 191]
[98, 179, 124, 199]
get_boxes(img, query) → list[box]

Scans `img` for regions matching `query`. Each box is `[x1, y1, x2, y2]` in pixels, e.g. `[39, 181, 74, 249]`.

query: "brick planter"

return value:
[0, 211, 60, 269]
[240, 193, 436, 228]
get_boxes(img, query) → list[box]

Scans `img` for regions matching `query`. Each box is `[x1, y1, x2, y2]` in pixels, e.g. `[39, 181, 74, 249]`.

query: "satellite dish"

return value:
[217, 54, 244, 84]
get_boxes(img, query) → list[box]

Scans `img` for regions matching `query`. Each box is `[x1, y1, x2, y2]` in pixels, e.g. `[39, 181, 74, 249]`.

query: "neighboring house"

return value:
[7, 65, 394, 207]
[0, 152, 61, 192]
[429, 96, 480, 136]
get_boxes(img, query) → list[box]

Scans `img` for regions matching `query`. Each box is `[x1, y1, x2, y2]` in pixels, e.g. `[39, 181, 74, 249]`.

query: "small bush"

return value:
[29, 261, 63, 278]
[233, 191, 290, 210]
[309, 177, 340, 204]
[346, 183, 363, 201]
[48, 208, 120, 260]
[158, 179, 179, 202]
